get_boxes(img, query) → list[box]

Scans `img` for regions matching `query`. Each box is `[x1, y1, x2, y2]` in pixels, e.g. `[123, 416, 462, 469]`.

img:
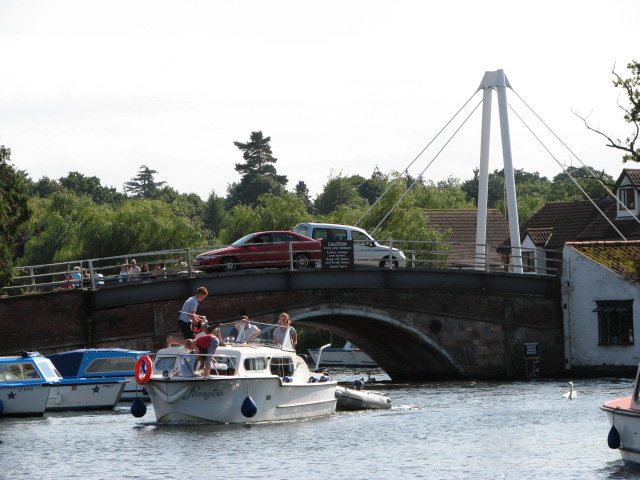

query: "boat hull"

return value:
[601, 397, 640, 465]
[0, 384, 51, 417]
[46, 379, 127, 411]
[120, 376, 150, 401]
[146, 376, 337, 423]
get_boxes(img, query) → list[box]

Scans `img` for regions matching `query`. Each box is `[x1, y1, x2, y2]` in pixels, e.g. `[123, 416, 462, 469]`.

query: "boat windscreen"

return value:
[85, 357, 137, 374]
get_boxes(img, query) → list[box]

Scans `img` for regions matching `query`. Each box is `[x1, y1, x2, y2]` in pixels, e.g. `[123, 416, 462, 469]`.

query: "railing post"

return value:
[411, 251, 416, 269]
[186, 248, 193, 277]
[29, 267, 36, 292]
[389, 241, 394, 269]
[89, 260, 96, 290]
[289, 242, 294, 270]
[485, 243, 491, 272]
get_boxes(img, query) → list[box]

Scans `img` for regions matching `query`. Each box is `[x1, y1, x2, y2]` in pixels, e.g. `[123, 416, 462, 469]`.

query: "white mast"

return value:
[475, 70, 523, 273]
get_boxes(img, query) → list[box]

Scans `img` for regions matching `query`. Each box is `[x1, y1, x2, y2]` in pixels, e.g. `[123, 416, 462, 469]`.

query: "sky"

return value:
[1, 0, 639, 202]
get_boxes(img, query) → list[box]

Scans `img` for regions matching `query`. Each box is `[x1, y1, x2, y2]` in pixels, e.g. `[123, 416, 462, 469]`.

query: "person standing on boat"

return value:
[179, 286, 209, 340]
[273, 312, 297, 348]
[195, 326, 220, 377]
[235, 316, 261, 343]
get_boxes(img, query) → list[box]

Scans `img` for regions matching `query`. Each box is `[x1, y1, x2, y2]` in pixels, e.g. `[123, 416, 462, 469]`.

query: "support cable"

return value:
[371, 97, 483, 235]
[355, 90, 480, 227]
[512, 90, 640, 226]
[508, 103, 627, 241]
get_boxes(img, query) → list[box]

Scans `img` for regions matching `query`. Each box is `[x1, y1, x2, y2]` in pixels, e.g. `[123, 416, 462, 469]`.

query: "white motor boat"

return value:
[141, 327, 337, 423]
[602, 363, 640, 465]
[308, 342, 377, 368]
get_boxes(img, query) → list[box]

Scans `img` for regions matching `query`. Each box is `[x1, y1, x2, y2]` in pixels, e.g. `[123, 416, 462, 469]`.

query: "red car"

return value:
[194, 231, 322, 272]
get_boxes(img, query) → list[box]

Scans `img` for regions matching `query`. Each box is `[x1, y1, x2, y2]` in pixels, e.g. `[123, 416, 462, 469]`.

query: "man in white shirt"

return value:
[235, 316, 261, 343]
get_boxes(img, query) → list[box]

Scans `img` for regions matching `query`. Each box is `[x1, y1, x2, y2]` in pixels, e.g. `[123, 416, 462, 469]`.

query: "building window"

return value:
[522, 251, 536, 273]
[618, 187, 636, 210]
[594, 300, 634, 345]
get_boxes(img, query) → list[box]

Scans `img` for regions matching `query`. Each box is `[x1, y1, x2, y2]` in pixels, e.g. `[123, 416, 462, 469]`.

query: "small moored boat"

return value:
[335, 380, 392, 411]
[0, 354, 53, 417]
[47, 348, 150, 401]
[139, 324, 337, 423]
[1, 352, 127, 414]
[601, 364, 640, 465]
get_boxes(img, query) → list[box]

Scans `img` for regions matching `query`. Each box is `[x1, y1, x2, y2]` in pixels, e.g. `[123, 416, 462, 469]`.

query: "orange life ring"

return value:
[135, 355, 152, 385]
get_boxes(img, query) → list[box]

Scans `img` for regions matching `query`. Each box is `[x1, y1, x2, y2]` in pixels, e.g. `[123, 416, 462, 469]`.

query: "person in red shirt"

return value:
[195, 326, 221, 377]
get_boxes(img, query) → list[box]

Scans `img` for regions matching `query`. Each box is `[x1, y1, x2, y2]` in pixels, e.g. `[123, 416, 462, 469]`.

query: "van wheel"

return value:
[380, 257, 399, 269]
[293, 253, 311, 269]
[221, 257, 239, 272]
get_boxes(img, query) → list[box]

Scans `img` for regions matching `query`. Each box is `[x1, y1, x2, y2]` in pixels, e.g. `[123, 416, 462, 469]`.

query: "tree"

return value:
[218, 193, 311, 244]
[124, 165, 166, 198]
[202, 190, 229, 238]
[0, 146, 30, 287]
[549, 166, 614, 201]
[357, 167, 388, 205]
[576, 61, 640, 163]
[314, 174, 368, 215]
[227, 131, 288, 207]
[294, 180, 312, 213]
[59, 171, 124, 205]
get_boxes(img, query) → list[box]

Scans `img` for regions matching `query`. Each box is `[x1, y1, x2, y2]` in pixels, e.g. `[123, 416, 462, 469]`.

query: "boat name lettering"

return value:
[182, 385, 223, 401]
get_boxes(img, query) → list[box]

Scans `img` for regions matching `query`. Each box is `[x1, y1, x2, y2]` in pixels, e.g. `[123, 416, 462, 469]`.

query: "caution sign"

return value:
[321, 240, 354, 270]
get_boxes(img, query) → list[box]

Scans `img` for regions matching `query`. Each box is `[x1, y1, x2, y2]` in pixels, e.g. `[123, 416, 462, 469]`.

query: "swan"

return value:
[563, 381, 577, 399]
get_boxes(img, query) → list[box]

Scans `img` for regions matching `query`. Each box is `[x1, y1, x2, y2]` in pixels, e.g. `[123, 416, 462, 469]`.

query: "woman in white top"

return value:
[273, 312, 297, 347]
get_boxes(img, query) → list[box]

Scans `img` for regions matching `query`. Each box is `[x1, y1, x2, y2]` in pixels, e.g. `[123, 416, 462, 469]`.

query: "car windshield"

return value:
[231, 234, 258, 247]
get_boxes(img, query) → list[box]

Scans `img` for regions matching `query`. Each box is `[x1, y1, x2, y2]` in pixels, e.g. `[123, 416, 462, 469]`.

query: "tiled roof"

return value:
[525, 227, 554, 247]
[423, 209, 511, 265]
[567, 240, 640, 285]
[521, 197, 640, 248]
[614, 169, 640, 190]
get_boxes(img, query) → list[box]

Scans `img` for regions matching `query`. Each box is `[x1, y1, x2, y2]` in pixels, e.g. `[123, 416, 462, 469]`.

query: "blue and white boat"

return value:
[0, 354, 53, 416]
[47, 348, 150, 401]
[1, 352, 127, 414]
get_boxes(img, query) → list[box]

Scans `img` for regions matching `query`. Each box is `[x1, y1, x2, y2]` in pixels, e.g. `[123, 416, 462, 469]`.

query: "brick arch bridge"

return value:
[0, 268, 563, 381]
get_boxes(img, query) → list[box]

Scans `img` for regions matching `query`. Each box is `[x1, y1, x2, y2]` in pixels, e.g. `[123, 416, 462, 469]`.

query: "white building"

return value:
[562, 240, 640, 373]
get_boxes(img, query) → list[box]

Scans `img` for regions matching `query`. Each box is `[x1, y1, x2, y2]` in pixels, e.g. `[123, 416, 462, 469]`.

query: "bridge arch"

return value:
[284, 303, 464, 381]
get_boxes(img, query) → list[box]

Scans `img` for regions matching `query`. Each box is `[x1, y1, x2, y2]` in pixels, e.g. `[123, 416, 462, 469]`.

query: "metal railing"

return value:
[2, 241, 561, 295]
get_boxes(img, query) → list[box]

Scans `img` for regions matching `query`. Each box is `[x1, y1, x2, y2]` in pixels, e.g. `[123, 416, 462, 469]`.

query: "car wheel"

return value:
[293, 253, 311, 269]
[221, 257, 239, 272]
[380, 257, 399, 269]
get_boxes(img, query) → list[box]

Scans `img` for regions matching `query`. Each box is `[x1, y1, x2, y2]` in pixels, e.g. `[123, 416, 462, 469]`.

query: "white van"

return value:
[293, 222, 406, 268]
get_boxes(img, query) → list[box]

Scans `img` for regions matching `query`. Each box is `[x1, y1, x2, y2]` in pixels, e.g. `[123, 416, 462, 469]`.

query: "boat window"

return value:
[270, 357, 294, 377]
[37, 361, 59, 380]
[0, 363, 42, 381]
[244, 357, 267, 371]
[155, 357, 177, 371]
[85, 357, 137, 373]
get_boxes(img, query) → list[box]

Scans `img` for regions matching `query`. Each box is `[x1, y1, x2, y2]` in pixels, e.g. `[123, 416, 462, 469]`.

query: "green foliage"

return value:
[19, 193, 206, 265]
[226, 175, 286, 209]
[550, 167, 614, 201]
[59, 171, 124, 205]
[294, 180, 312, 213]
[30, 176, 64, 198]
[124, 165, 166, 198]
[314, 174, 368, 215]
[218, 193, 311, 244]
[0, 146, 30, 287]
[228, 131, 288, 208]
[612, 61, 640, 163]
[202, 190, 229, 238]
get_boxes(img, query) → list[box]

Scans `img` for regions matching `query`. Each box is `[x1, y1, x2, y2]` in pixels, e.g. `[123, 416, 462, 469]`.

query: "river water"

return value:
[0, 369, 637, 480]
